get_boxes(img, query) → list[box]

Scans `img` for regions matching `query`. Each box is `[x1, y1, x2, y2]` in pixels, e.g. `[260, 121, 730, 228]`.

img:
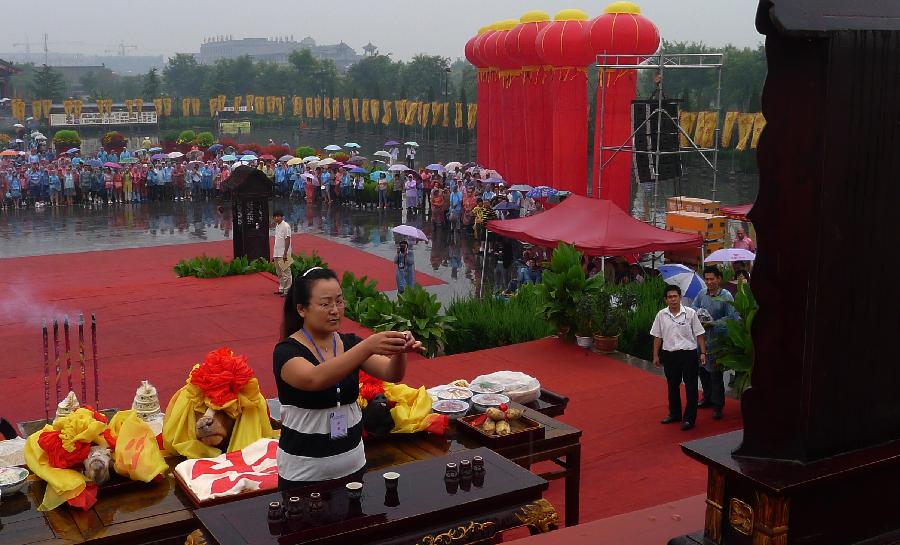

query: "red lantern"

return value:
[535, 9, 593, 195]
[586, 1, 660, 210]
[480, 23, 514, 177]
[469, 27, 496, 167]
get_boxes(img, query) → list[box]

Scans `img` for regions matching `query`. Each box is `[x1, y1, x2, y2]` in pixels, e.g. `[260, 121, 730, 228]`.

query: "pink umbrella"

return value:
[391, 224, 428, 241]
[103, 162, 121, 169]
[704, 248, 756, 262]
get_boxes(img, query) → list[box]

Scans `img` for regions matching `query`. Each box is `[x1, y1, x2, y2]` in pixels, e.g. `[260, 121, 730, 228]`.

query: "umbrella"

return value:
[425, 163, 445, 171]
[445, 161, 463, 169]
[493, 201, 519, 211]
[374, 150, 392, 158]
[526, 186, 559, 198]
[148, 147, 163, 152]
[279, 155, 294, 162]
[303, 155, 320, 162]
[220, 154, 237, 162]
[72, 157, 82, 164]
[388, 164, 409, 172]
[403, 141, 419, 147]
[347, 156, 368, 165]
[392, 224, 428, 241]
[150, 153, 167, 160]
[34, 134, 47, 140]
[704, 248, 757, 263]
[240, 154, 257, 161]
[344, 142, 361, 148]
[481, 177, 505, 185]
[13, 123, 24, 128]
[259, 154, 276, 161]
[658, 264, 705, 303]
[66, 147, 80, 154]
[103, 162, 121, 169]
[188, 160, 204, 166]
[286, 157, 304, 166]
[186, 149, 204, 160]
[168, 151, 184, 159]
[384, 140, 400, 146]
[349, 166, 367, 175]
[240, 150, 257, 156]
[508, 184, 533, 192]
[300, 173, 317, 181]
[86, 159, 102, 167]
[11, 138, 24, 143]
[120, 157, 139, 164]
[324, 144, 342, 151]
[319, 157, 337, 166]
[0, 149, 18, 156]
[306, 160, 319, 168]
[207, 144, 223, 152]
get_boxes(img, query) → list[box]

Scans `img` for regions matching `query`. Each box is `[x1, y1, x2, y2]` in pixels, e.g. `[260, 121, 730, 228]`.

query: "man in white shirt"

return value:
[272, 211, 293, 297]
[405, 146, 416, 169]
[650, 284, 707, 430]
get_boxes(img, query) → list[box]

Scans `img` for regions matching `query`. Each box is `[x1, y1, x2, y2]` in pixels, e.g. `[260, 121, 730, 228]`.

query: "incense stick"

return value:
[42, 321, 50, 422]
[63, 316, 73, 393]
[53, 319, 61, 404]
[78, 314, 86, 402]
[91, 314, 99, 408]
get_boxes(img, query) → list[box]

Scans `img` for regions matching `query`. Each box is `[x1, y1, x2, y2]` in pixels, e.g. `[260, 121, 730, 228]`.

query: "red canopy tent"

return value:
[486, 195, 702, 256]
[720, 203, 753, 222]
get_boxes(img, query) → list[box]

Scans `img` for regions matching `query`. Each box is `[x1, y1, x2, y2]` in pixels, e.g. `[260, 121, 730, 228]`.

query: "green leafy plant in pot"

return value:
[592, 283, 633, 353]
[574, 294, 596, 348]
[712, 283, 757, 396]
[537, 243, 603, 340]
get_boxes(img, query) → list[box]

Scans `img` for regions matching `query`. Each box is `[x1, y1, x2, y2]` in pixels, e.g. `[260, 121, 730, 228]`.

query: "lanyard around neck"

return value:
[301, 328, 341, 406]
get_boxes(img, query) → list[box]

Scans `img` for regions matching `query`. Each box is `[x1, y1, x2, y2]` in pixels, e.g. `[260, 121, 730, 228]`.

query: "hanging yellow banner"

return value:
[233, 96, 242, 111]
[679, 111, 697, 148]
[266, 96, 275, 114]
[32, 100, 42, 120]
[360, 99, 369, 123]
[255, 96, 265, 115]
[455, 103, 463, 128]
[405, 101, 417, 126]
[217, 95, 226, 111]
[343, 98, 351, 121]
[305, 97, 314, 118]
[467, 104, 477, 129]
[348, 98, 356, 122]
[750, 112, 766, 149]
[431, 102, 441, 126]
[420, 102, 430, 127]
[735, 113, 756, 151]
[277, 96, 285, 116]
[153, 98, 162, 114]
[332, 97, 339, 120]
[324, 96, 332, 119]
[134, 98, 142, 115]
[163, 97, 172, 116]
[396, 100, 405, 125]
[382, 100, 392, 125]
[182, 98, 191, 117]
[442, 103, 450, 127]
[314, 96, 322, 118]
[209, 98, 218, 117]
[370, 99, 379, 124]
[12, 99, 25, 121]
[192, 97, 201, 117]
[721, 111, 738, 148]
[292, 96, 302, 116]
[246, 94, 255, 111]
[125, 99, 133, 116]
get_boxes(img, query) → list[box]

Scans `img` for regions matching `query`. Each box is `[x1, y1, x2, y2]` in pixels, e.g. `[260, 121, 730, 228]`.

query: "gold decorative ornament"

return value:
[184, 529, 207, 545]
[729, 497, 754, 536]
[416, 520, 498, 545]
[515, 499, 558, 533]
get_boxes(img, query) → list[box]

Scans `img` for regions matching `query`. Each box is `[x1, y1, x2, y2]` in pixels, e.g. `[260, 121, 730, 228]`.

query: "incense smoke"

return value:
[0, 278, 83, 327]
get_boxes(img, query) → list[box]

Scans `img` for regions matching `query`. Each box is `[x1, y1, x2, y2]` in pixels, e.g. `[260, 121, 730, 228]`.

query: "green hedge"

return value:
[173, 251, 326, 279]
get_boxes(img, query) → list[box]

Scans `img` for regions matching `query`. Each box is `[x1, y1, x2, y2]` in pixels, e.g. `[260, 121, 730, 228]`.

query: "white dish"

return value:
[0, 466, 29, 496]
[471, 393, 510, 413]
[431, 399, 470, 419]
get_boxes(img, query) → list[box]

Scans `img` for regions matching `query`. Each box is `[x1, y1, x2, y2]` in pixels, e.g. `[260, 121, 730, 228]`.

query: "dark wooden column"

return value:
[670, 2, 900, 544]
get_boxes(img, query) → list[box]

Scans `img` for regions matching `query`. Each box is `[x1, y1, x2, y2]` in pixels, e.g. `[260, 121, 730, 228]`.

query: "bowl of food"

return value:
[469, 381, 504, 395]
[437, 387, 473, 403]
[471, 393, 511, 413]
[431, 399, 470, 420]
[0, 466, 29, 496]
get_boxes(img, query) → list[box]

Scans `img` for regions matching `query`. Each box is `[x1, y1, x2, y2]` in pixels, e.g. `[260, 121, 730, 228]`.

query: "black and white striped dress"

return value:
[273, 333, 364, 483]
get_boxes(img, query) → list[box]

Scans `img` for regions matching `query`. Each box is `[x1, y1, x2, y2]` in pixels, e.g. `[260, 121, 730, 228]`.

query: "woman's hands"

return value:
[363, 331, 425, 357]
[400, 331, 425, 355]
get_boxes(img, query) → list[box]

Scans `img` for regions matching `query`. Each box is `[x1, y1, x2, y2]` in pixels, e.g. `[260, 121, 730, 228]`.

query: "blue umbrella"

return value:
[349, 166, 367, 175]
[384, 140, 400, 146]
[657, 264, 705, 303]
[220, 154, 237, 162]
[240, 150, 257, 156]
[240, 154, 257, 161]
[425, 163, 445, 171]
[526, 186, 558, 198]
[148, 147, 163, 152]
[150, 153, 167, 160]
[207, 143, 223, 152]
[66, 147, 80, 154]
[71, 157, 82, 164]
[86, 159, 102, 167]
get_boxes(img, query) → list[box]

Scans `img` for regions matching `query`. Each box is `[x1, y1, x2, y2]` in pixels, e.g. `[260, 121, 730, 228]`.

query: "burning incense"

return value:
[42, 321, 50, 423]
[78, 314, 87, 402]
[53, 319, 61, 403]
[91, 314, 99, 408]
[63, 316, 73, 393]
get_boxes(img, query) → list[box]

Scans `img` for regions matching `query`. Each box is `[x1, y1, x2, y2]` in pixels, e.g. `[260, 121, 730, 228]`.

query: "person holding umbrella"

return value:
[394, 240, 415, 293]
[691, 266, 739, 420]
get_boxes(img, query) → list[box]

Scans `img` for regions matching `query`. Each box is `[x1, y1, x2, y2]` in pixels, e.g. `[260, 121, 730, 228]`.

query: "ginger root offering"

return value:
[477, 405, 524, 436]
[495, 420, 511, 436]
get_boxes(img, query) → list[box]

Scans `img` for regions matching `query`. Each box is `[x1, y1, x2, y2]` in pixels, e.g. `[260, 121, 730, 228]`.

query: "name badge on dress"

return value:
[329, 411, 348, 440]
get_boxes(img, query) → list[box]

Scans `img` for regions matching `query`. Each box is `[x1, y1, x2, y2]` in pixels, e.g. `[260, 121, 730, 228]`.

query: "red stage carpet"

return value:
[0, 243, 738, 530]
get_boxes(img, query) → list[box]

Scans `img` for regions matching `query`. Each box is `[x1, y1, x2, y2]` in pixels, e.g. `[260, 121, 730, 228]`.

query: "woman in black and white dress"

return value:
[273, 267, 422, 491]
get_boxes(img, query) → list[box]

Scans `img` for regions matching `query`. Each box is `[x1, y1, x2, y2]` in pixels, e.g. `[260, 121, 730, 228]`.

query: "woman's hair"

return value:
[280, 267, 339, 339]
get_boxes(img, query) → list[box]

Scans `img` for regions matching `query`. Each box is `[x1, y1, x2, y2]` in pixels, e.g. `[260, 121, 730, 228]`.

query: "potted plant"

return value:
[574, 295, 596, 348]
[712, 283, 758, 396]
[591, 285, 633, 353]
[537, 243, 603, 340]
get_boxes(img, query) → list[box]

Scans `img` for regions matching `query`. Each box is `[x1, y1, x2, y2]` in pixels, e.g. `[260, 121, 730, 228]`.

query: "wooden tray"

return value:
[174, 467, 278, 508]
[455, 414, 545, 448]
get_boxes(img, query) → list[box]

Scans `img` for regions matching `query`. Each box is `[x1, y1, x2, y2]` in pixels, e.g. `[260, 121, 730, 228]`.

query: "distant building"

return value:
[0, 52, 163, 75]
[197, 36, 364, 72]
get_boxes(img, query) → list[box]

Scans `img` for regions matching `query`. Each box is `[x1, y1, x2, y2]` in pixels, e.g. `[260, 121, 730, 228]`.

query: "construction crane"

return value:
[104, 42, 137, 56]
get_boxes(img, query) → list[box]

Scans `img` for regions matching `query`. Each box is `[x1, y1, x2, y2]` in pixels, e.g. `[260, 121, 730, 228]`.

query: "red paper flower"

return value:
[358, 371, 385, 401]
[189, 347, 254, 406]
[38, 431, 92, 469]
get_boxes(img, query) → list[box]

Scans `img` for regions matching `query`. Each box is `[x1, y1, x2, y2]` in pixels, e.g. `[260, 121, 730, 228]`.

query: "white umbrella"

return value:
[303, 155, 320, 162]
[319, 157, 336, 166]
[307, 160, 319, 168]
[344, 142, 361, 148]
[374, 150, 392, 158]
[13, 123, 24, 128]
[300, 173, 316, 181]
[704, 248, 756, 263]
[324, 144, 342, 151]
[392, 224, 428, 241]
[388, 164, 409, 172]
[445, 161, 463, 169]
[509, 184, 533, 192]
[658, 264, 705, 303]
[403, 141, 419, 147]
[168, 151, 184, 158]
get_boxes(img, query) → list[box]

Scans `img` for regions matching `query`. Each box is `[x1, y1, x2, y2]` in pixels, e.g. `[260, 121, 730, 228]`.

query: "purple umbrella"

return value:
[349, 166, 367, 174]
[207, 143, 223, 152]
[526, 186, 558, 198]
[493, 201, 519, 210]
[391, 224, 428, 241]
[240, 150, 257, 156]
[347, 156, 368, 165]
[384, 140, 400, 146]
[425, 163, 445, 171]
[103, 162, 121, 169]
[86, 159, 102, 167]
[151, 153, 167, 160]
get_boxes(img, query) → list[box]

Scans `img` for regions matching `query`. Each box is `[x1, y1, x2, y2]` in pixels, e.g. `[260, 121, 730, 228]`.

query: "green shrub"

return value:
[444, 284, 553, 355]
[295, 145, 316, 159]
[341, 271, 389, 322]
[173, 255, 271, 279]
[288, 252, 327, 278]
[195, 131, 215, 147]
[614, 277, 665, 361]
[162, 130, 181, 144]
[713, 283, 757, 395]
[101, 131, 127, 152]
[374, 285, 454, 357]
[176, 130, 196, 145]
[52, 129, 81, 149]
[536, 243, 603, 338]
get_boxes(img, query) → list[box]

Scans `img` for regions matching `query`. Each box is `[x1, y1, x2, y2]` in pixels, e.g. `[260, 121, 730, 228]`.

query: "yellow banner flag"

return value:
[233, 96, 242, 111]
[405, 101, 417, 126]
[370, 99, 379, 124]
[361, 99, 370, 123]
[246, 94, 255, 111]
[305, 97, 314, 118]
[420, 102, 430, 127]
[467, 104, 477, 129]
[382, 100, 392, 125]
[163, 97, 172, 116]
[182, 98, 191, 117]
[314, 96, 322, 118]
[12, 99, 25, 121]
[351, 98, 359, 122]
[332, 97, 340, 121]
[277, 96, 285, 116]
[125, 99, 133, 116]
[41, 99, 52, 119]
[735, 113, 756, 151]
[324, 96, 332, 119]
[455, 103, 463, 128]
[397, 100, 406, 125]
[266, 96, 275, 114]
[74, 99, 83, 117]
[292, 96, 302, 116]
[343, 98, 351, 121]
[431, 102, 441, 126]
[217, 95, 226, 111]
[32, 100, 42, 120]
[255, 96, 265, 115]
[134, 98, 142, 115]
[153, 98, 162, 114]
[721, 111, 739, 148]
[442, 102, 449, 127]
[63, 99, 72, 116]
[750, 112, 766, 149]
[679, 111, 697, 148]
[209, 98, 218, 117]
[192, 97, 201, 117]
[692, 112, 707, 147]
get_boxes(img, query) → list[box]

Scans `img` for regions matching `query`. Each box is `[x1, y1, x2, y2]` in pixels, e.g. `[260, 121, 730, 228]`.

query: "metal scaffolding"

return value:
[593, 50, 724, 229]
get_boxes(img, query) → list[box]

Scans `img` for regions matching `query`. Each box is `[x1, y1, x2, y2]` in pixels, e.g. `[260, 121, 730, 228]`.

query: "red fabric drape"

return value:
[500, 72, 526, 183]
[549, 68, 589, 195]
[522, 69, 550, 184]
[476, 70, 491, 166]
[486, 70, 506, 175]
[595, 69, 638, 209]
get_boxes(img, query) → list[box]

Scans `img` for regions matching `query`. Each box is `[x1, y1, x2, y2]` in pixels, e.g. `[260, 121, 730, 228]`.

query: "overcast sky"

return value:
[3, 0, 761, 61]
